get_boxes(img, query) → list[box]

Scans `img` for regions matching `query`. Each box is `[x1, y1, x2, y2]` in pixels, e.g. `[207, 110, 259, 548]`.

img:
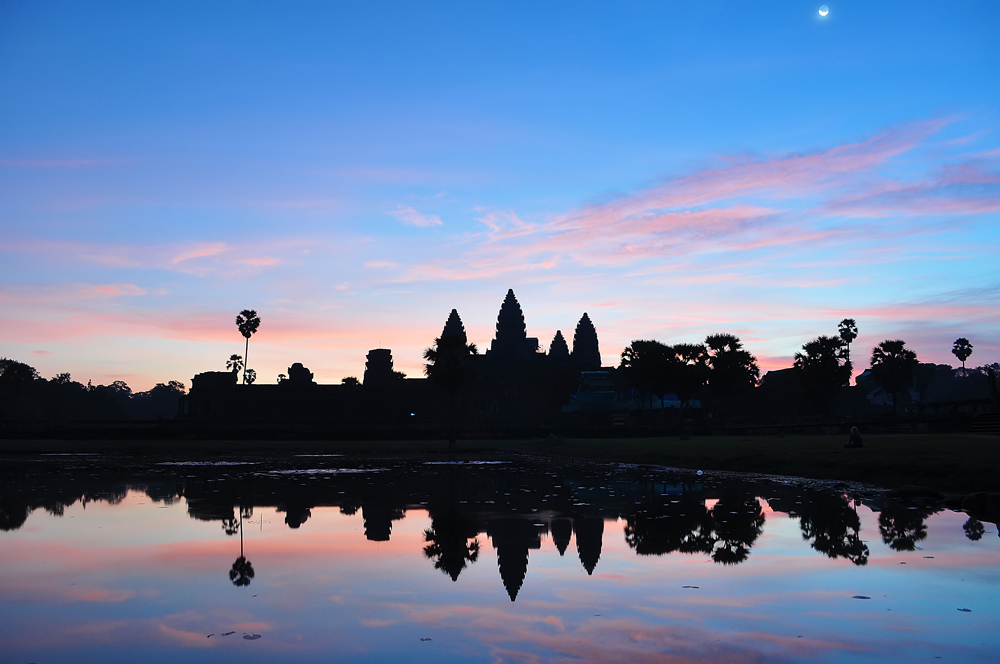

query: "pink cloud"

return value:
[391, 205, 444, 227]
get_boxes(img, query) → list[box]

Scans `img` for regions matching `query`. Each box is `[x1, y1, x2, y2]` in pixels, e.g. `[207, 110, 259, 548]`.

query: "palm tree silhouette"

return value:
[951, 338, 973, 375]
[424, 309, 479, 451]
[226, 354, 244, 375]
[235, 310, 261, 385]
[870, 340, 918, 414]
[838, 319, 858, 364]
[704, 334, 759, 427]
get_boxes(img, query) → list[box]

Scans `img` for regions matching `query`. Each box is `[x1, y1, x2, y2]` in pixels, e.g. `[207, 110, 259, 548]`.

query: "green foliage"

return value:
[226, 354, 244, 373]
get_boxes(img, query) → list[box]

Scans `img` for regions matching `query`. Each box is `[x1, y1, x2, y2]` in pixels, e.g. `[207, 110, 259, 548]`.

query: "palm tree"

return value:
[838, 319, 858, 364]
[235, 310, 261, 385]
[951, 338, 973, 375]
[704, 334, 759, 427]
[424, 310, 479, 451]
[870, 340, 918, 414]
[672, 343, 708, 437]
[226, 354, 244, 375]
[794, 335, 852, 415]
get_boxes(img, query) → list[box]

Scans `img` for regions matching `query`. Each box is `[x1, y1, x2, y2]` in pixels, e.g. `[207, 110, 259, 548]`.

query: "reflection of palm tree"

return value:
[228, 509, 255, 587]
[423, 515, 481, 581]
[709, 491, 765, 565]
[797, 493, 868, 565]
[878, 502, 934, 551]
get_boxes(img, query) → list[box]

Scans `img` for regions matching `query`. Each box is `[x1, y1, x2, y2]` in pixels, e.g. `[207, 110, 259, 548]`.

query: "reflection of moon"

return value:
[819, 5, 829, 16]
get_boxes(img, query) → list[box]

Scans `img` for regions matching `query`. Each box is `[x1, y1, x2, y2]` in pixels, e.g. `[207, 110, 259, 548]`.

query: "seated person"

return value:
[845, 426, 863, 448]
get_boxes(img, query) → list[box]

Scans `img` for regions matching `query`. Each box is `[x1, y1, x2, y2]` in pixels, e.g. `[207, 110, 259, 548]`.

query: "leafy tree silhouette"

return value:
[796, 493, 869, 565]
[878, 501, 935, 551]
[621, 340, 673, 411]
[705, 334, 759, 426]
[794, 335, 852, 415]
[870, 340, 918, 414]
[341, 376, 360, 386]
[838, 319, 858, 364]
[226, 354, 244, 375]
[235, 310, 261, 385]
[424, 309, 479, 451]
[244, 369, 256, 385]
[963, 517, 985, 541]
[672, 343, 709, 437]
[709, 490, 765, 565]
[423, 515, 481, 581]
[952, 338, 973, 375]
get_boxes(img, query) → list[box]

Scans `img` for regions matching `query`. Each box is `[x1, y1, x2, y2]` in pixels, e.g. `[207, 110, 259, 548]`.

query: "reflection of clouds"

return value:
[407, 603, 857, 663]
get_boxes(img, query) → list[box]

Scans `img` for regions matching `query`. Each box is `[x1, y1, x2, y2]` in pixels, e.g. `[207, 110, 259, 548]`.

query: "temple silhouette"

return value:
[2, 288, 998, 437]
[178, 288, 611, 432]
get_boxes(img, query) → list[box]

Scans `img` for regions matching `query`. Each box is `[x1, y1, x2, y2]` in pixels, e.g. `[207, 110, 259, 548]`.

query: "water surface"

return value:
[1, 452, 997, 662]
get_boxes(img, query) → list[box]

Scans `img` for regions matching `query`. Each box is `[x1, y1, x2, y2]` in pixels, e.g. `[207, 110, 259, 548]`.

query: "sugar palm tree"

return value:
[951, 338, 973, 375]
[838, 319, 858, 364]
[235, 310, 261, 385]
[704, 334, 759, 427]
[424, 310, 479, 451]
[226, 354, 244, 375]
[870, 340, 918, 414]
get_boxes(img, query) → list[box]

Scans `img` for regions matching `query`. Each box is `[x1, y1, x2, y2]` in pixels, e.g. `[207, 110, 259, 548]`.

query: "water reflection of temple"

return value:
[3, 455, 992, 601]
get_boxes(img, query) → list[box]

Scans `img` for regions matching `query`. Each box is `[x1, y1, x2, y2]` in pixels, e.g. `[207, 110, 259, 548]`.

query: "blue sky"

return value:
[1, 1, 998, 387]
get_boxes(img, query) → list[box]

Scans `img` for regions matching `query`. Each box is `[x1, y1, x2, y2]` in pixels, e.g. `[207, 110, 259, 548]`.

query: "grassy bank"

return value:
[3, 433, 998, 493]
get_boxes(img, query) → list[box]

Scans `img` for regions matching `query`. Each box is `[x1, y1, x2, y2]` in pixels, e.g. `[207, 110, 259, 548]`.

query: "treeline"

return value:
[0, 358, 186, 421]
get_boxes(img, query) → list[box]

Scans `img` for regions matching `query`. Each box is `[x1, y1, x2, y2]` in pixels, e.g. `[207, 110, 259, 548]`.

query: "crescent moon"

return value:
[819, 5, 829, 16]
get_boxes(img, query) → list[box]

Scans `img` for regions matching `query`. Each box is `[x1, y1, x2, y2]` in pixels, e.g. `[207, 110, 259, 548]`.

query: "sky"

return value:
[1, 1, 998, 389]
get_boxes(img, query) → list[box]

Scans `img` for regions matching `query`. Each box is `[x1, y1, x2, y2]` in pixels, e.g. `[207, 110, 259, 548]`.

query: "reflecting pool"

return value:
[1, 452, 998, 662]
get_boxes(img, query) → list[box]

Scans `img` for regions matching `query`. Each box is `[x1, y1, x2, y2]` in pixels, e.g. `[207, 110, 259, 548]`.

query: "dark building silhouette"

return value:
[441, 308, 468, 343]
[551, 517, 572, 556]
[488, 519, 539, 601]
[572, 313, 601, 369]
[574, 517, 604, 575]
[487, 289, 539, 361]
[363, 501, 405, 542]
[286, 363, 315, 386]
[278, 503, 312, 529]
[549, 331, 570, 362]
[364, 349, 395, 387]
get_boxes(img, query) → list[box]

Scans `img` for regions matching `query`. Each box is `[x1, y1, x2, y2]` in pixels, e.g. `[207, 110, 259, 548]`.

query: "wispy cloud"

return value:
[405, 119, 996, 282]
[391, 205, 443, 227]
